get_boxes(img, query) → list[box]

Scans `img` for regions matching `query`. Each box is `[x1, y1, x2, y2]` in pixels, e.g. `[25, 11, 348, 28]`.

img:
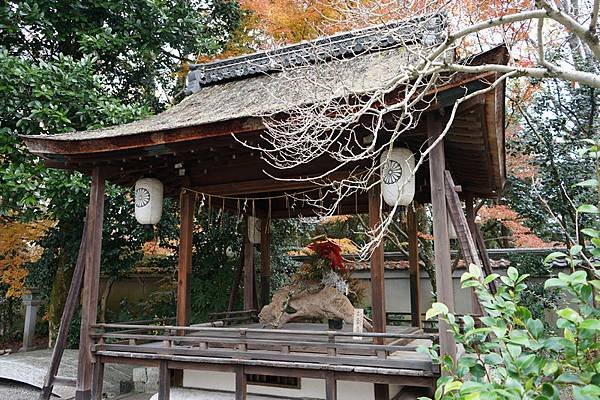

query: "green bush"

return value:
[420, 265, 600, 400]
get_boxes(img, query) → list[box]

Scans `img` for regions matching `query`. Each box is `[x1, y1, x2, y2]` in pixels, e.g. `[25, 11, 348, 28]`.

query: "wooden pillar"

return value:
[177, 190, 195, 327]
[407, 204, 421, 328]
[260, 217, 271, 307]
[368, 184, 386, 335]
[243, 217, 255, 310]
[75, 167, 105, 400]
[427, 113, 457, 361]
[158, 360, 170, 400]
[325, 373, 337, 400]
[368, 184, 389, 400]
[91, 359, 104, 400]
[235, 366, 247, 400]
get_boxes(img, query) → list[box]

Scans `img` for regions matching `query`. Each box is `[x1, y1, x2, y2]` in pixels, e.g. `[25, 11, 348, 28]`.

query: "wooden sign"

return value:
[353, 308, 364, 340]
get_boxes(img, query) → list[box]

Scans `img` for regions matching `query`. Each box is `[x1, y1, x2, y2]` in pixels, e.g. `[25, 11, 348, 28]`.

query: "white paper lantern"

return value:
[135, 178, 163, 226]
[247, 216, 261, 244]
[380, 148, 415, 207]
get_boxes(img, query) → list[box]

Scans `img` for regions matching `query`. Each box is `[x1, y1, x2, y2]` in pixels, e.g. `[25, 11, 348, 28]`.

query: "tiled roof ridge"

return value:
[185, 12, 446, 93]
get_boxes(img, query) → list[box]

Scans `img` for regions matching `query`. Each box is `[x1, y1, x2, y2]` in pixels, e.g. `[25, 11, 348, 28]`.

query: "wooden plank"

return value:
[95, 350, 438, 377]
[325, 372, 337, 400]
[368, 184, 386, 338]
[76, 167, 105, 400]
[91, 361, 104, 400]
[260, 217, 271, 307]
[426, 113, 457, 361]
[158, 360, 170, 400]
[407, 204, 421, 328]
[236, 366, 247, 400]
[39, 215, 89, 400]
[176, 190, 196, 327]
[243, 217, 254, 310]
[96, 343, 434, 371]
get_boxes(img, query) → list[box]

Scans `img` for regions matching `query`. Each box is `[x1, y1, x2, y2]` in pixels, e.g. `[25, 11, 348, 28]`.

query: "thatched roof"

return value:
[24, 14, 446, 143]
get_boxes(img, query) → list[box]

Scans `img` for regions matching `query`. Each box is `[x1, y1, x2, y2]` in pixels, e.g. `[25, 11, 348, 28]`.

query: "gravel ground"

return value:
[0, 378, 43, 400]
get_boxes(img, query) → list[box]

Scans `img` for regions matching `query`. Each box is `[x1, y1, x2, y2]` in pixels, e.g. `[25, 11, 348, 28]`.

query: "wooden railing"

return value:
[90, 323, 439, 373]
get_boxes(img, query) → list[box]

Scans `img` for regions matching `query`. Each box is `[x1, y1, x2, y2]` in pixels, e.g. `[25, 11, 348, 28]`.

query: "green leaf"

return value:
[570, 244, 583, 256]
[575, 178, 598, 187]
[555, 373, 585, 385]
[580, 319, 600, 330]
[577, 204, 599, 214]
[581, 228, 600, 238]
[469, 263, 482, 279]
[484, 352, 503, 365]
[557, 308, 583, 323]
[544, 252, 567, 265]
[507, 266, 518, 281]
[425, 302, 449, 320]
[545, 278, 567, 289]
[526, 318, 544, 339]
[483, 273, 500, 285]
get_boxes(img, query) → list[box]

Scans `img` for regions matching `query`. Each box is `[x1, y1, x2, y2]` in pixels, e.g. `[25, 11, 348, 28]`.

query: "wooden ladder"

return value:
[444, 170, 496, 304]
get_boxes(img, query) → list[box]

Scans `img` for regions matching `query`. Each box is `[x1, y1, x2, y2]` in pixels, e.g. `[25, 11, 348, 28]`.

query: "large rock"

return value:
[259, 284, 372, 330]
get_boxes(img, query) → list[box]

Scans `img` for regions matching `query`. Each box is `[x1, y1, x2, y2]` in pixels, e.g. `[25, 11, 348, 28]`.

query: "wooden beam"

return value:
[260, 217, 271, 307]
[177, 190, 196, 327]
[75, 167, 105, 400]
[426, 113, 457, 362]
[243, 217, 255, 310]
[407, 204, 421, 328]
[39, 214, 89, 400]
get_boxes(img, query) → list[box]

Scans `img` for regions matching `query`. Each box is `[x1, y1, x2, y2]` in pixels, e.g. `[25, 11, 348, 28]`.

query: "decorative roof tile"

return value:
[185, 13, 446, 93]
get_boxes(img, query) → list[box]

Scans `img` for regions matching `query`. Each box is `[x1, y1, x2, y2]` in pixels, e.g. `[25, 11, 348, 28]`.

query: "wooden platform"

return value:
[90, 322, 439, 399]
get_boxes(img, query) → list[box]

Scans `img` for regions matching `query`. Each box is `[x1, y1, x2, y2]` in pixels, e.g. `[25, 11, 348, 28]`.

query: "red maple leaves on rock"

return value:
[308, 239, 346, 272]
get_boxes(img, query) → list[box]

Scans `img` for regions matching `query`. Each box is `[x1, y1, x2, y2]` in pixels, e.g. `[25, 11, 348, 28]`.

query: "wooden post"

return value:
[427, 113, 457, 361]
[75, 167, 105, 400]
[235, 366, 247, 400]
[158, 360, 170, 400]
[407, 204, 421, 328]
[91, 360, 104, 400]
[368, 184, 389, 400]
[325, 373, 337, 400]
[176, 190, 195, 327]
[260, 217, 271, 307]
[243, 217, 254, 310]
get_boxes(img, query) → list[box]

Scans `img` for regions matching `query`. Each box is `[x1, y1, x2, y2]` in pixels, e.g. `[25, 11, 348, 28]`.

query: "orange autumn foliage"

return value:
[0, 218, 52, 298]
[478, 205, 554, 248]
